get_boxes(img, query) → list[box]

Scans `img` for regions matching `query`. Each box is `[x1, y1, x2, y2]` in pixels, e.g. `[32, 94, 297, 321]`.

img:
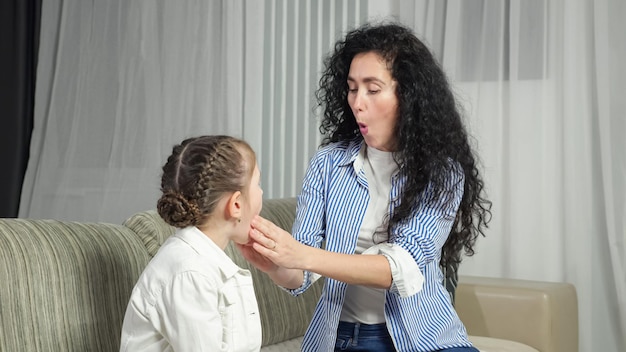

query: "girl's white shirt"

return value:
[120, 226, 262, 352]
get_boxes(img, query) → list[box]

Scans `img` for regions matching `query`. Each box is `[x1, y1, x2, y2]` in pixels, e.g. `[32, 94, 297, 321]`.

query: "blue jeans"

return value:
[334, 321, 480, 352]
[334, 321, 396, 351]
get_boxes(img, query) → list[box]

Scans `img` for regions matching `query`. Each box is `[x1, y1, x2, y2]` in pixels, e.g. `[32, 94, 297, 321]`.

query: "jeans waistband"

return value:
[337, 321, 389, 337]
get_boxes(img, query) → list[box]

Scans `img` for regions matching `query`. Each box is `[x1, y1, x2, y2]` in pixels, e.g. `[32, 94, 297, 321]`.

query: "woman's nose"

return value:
[352, 91, 364, 110]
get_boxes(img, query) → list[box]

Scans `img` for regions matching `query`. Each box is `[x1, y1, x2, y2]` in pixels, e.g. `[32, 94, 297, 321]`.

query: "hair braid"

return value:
[157, 135, 257, 228]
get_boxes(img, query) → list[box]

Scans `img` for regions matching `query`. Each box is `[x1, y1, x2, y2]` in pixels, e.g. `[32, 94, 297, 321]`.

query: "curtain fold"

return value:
[0, 0, 40, 217]
[245, 0, 368, 198]
[592, 0, 626, 348]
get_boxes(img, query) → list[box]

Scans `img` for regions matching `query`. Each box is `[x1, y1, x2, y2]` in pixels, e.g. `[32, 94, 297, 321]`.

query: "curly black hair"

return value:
[316, 22, 492, 269]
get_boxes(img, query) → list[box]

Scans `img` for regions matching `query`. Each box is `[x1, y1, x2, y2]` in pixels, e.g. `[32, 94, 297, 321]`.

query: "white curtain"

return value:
[20, 0, 247, 223]
[388, 0, 625, 351]
[20, 0, 368, 223]
[21, 0, 625, 350]
[244, 0, 368, 198]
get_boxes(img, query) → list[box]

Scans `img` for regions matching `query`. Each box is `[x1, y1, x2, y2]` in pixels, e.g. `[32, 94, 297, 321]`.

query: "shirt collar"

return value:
[175, 226, 242, 279]
[335, 138, 364, 168]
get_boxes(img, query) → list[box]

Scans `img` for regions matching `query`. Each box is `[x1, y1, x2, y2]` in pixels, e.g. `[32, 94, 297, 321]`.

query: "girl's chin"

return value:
[239, 239, 254, 247]
[232, 235, 253, 246]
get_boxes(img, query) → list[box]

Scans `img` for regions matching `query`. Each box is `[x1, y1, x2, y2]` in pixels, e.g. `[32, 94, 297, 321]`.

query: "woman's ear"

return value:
[226, 191, 243, 220]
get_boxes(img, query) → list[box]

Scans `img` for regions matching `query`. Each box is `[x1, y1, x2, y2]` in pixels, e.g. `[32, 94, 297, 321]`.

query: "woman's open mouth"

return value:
[358, 123, 368, 135]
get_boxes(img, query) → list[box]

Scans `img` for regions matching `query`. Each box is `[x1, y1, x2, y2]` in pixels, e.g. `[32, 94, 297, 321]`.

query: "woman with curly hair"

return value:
[120, 135, 264, 351]
[241, 22, 491, 351]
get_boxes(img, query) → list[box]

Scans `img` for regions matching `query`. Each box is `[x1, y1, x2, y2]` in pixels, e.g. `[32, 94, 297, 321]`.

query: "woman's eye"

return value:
[368, 90, 380, 94]
[348, 88, 357, 93]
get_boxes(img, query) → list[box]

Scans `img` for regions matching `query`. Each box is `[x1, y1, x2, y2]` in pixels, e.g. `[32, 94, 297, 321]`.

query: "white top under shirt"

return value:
[340, 145, 399, 324]
[119, 226, 262, 352]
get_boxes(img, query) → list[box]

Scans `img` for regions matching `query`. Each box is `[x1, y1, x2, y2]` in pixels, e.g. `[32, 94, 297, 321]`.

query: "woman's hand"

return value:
[236, 217, 306, 289]
[235, 238, 279, 274]
[250, 215, 309, 270]
[248, 215, 392, 289]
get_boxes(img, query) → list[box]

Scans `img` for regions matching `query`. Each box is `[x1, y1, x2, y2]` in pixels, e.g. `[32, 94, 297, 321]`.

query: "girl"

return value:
[120, 135, 263, 351]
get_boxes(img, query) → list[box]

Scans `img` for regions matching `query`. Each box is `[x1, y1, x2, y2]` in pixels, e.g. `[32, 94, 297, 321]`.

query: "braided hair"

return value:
[157, 135, 256, 228]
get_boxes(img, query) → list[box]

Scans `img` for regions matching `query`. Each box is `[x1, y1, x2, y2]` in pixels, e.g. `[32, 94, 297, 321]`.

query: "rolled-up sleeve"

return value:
[363, 244, 424, 298]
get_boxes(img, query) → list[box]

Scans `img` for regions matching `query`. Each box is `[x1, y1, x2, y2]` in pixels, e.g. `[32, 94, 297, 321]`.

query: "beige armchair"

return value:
[457, 275, 579, 352]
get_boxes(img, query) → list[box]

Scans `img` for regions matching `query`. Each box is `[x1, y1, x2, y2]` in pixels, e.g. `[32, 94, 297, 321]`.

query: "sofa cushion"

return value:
[259, 197, 299, 231]
[0, 218, 149, 352]
[470, 336, 540, 352]
[260, 336, 304, 351]
[123, 210, 175, 257]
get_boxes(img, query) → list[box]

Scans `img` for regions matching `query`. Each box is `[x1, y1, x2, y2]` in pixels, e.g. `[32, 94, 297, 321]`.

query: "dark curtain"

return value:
[0, 0, 41, 217]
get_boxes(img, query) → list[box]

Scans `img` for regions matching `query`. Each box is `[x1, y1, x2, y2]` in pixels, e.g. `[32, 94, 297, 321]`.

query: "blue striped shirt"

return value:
[289, 139, 473, 351]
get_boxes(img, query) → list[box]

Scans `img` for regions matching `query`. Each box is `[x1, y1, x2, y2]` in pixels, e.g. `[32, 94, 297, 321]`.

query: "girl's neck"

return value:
[196, 221, 230, 250]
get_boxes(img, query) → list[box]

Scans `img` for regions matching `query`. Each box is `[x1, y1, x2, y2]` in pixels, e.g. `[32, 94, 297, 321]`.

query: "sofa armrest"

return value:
[456, 275, 578, 352]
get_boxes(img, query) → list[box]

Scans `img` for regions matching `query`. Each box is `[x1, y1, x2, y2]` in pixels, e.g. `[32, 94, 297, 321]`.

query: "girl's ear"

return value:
[226, 191, 243, 220]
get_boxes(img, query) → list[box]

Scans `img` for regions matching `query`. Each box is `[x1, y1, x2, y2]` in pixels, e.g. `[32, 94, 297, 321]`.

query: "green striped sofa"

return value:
[0, 198, 577, 352]
[0, 198, 320, 351]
